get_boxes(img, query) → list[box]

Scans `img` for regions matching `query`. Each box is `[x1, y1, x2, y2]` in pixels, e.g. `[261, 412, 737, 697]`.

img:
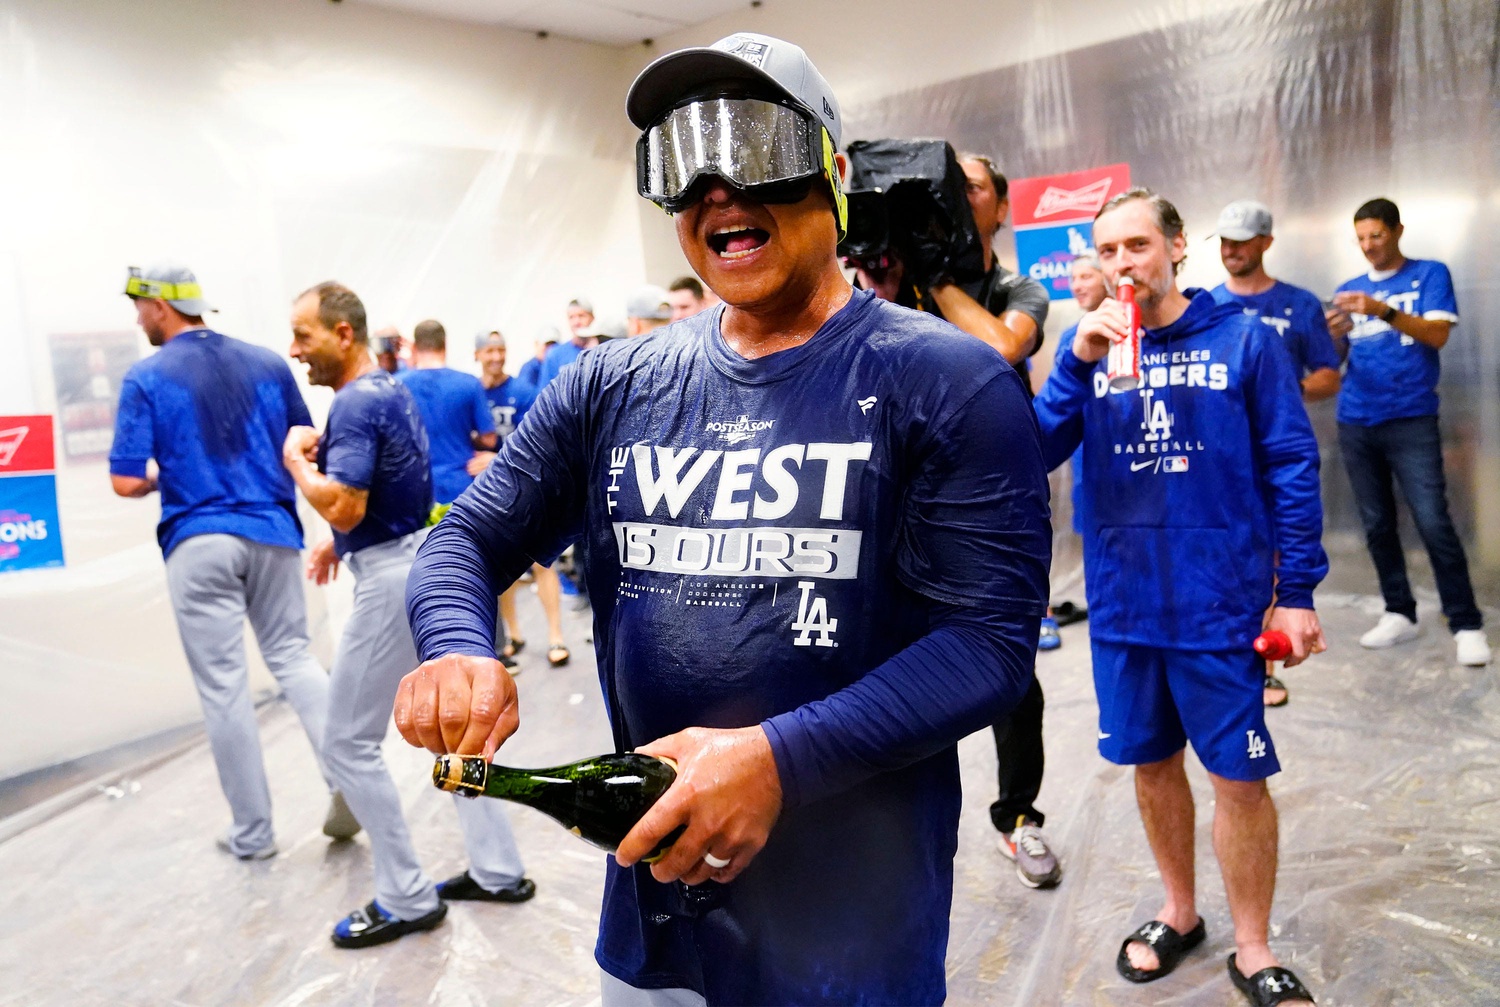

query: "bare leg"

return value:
[499, 583, 521, 654]
[1127, 750, 1199, 971]
[534, 564, 565, 647]
[1210, 773, 1311, 1003]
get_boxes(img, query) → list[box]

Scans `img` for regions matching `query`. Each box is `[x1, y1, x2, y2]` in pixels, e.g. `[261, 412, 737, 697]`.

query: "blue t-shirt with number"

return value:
[396, 367, 495, 504]
[406, 289, 1051, 1005]
[1209, 280, 1341, 379]
[319, 370, 432, 556]
[109, 329, 310, 557]
[1335, 258, 1458, 426]
[483, 376, 537, 444]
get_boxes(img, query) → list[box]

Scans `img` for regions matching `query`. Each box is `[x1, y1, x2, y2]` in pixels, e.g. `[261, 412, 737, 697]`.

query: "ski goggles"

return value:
[637, 96, 846, 232]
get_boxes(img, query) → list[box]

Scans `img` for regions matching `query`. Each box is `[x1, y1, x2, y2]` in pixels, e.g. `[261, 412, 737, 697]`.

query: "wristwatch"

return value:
[1381, 304, 1398, 323]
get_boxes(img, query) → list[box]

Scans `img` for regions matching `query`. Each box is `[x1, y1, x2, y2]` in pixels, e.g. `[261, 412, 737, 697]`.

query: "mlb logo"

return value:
[1163, 456, 1189, 473]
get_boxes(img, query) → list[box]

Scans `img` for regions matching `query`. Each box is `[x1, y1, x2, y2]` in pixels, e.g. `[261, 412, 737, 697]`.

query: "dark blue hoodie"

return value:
[1034, 289, 1327, 650]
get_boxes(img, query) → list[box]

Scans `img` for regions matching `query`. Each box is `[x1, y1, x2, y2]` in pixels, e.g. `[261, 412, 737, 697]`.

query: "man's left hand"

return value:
[1265, 606, 1326, 668]
[1333, 291, 1383, 318]
[466, 451, 497, 477]
[616, 726, 783, 886]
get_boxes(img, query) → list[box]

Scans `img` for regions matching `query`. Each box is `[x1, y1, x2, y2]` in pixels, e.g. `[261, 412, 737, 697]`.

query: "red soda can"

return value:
[1254, 630, 1293, 662]
[1107, 276, 1143, 391]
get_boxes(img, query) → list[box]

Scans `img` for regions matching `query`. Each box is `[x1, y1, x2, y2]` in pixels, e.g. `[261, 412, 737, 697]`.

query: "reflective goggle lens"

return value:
[640, 98, 820, 208]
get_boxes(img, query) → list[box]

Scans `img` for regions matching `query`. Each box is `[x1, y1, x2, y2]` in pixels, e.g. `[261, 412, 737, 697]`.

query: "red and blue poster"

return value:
[1010, 163, 1132, 300]
[0, 415, 65, 573]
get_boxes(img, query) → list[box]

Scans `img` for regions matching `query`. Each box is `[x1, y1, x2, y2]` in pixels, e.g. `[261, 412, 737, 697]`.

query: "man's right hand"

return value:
[394, 654, 519, 760]
[1324, 307, 1353, 339]
[306, 538, 340, 585]
[1072, 298, 1134, 363]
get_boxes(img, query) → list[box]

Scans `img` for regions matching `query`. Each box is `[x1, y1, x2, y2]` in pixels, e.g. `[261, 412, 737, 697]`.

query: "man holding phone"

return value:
[1327, 197, 1489, 667]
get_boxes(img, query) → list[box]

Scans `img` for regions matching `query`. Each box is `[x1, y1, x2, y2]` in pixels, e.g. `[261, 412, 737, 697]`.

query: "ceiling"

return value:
[347, 0, 755, 46]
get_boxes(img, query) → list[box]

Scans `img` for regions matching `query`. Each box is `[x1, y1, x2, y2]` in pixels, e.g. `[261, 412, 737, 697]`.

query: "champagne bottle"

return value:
[433, 752, 684, 862]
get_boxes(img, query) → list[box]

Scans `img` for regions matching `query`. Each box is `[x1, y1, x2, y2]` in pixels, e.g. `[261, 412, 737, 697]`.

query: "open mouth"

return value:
[707, 226, 770, 259]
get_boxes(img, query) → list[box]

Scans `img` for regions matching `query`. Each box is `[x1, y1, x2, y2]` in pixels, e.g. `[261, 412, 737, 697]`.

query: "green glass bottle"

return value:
[433, 752, 684, 862]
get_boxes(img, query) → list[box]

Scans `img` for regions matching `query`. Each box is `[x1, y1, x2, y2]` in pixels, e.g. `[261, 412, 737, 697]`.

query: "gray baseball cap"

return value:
[626, 32, 841, 147]
[124, 263, 216, 316]
[625, 284, 672, 321]
[474, 330, 504, 350]
[1213, 200, 1274, 241]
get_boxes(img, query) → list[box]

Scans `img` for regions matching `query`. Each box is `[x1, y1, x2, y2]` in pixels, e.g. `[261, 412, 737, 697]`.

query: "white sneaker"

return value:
[1360, 613, 1420, 649]
[1455, 629, 1492, 667]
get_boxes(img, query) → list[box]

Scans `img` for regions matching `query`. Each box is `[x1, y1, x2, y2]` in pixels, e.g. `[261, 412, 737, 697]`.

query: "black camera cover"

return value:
[839, 139, 985, 287]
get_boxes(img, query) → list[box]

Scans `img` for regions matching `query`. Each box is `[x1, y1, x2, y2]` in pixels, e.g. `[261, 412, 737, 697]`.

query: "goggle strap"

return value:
[124, 275, 203, 301]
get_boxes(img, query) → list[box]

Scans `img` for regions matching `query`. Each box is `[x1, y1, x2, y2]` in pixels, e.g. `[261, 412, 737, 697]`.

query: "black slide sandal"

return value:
[1116, 917, 1207, 983]
[1228, 953, 1315, 1004]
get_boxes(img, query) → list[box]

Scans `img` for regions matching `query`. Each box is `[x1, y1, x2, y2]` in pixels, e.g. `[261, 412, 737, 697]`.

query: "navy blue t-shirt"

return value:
[109, 329, 310, 557]
[396, 367, 494, 504]
[407, 290, 1051, 1005]
[319, 370, 432, 556]
[1335, 258, 1458, 426]
[1209, 280, 1341, 379]
[483, 376, 537, 443]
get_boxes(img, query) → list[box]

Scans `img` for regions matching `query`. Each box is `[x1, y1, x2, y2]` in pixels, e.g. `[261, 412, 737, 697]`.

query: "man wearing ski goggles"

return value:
[398, 30, 1049, 1007]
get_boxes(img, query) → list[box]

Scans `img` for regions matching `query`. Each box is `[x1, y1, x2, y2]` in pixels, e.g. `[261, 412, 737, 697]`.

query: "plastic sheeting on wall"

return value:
[0, 0, 645, 779]
[842, 0, 1500, 583]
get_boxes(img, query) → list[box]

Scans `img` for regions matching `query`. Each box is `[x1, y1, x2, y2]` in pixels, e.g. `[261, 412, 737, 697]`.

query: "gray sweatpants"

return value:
[324, 529, 526, 920]
[164, 534, 331, 857]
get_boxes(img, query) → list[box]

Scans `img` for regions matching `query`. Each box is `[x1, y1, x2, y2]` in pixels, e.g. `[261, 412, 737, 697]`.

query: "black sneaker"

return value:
[331, 900, 447, 949]
[436, 870, 537, 903]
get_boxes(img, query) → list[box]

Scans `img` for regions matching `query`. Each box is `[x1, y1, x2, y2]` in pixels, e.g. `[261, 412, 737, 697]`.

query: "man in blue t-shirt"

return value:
[536, 297, 600, 391]
[471, 330, 569, 668]
[1209, 200, 1342, 402]
[396, 319, 495, 505]
[283, 282, 534, 950]
[1035, 189, 1324, 1005]
[1208, 199, 1346, 708]
[109, 263, 350, 861]
[1328, 197, 1489, 667]
[392, 33, 1051, 1007]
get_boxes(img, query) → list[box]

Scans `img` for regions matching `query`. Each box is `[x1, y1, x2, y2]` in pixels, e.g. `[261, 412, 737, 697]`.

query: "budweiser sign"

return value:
[1033, 177, 1116, 219]
[1010, 163, 1131, 229]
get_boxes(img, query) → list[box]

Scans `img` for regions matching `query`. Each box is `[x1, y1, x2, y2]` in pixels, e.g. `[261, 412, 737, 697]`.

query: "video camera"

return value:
[838, 139, 984, 292]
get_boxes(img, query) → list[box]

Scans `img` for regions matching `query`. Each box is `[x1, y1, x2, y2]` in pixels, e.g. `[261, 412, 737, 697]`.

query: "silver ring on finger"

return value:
[702, 851, 731, 870]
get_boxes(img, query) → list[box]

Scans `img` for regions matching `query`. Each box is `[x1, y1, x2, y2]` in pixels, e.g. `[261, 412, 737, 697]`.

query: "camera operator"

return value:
[853, 151, 1060, 892]
[928, 154, 1050, 382]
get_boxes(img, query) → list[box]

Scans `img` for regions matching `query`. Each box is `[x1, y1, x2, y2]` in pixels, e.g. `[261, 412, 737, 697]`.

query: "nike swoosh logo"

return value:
[1130, 460, 1156, 471]
[1097, 731, 1112, 740]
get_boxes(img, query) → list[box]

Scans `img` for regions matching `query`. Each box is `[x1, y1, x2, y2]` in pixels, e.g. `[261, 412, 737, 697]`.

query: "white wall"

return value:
[0, 0, 644, 778]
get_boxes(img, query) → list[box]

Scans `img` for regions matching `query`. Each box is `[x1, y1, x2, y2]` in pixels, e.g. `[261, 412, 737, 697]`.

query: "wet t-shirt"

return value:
[408, 290, 1051, 1005]
[109, 329, 310, 557]
[319, 370, 432, 556]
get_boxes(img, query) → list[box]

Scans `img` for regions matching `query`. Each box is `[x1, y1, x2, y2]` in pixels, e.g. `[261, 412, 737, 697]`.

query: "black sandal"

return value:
[1116, 917, 1206, 983]
[1228, 953, 1315, 1004]
[1263, 675, 1289, 707]
[1053, 601, 1088, 627]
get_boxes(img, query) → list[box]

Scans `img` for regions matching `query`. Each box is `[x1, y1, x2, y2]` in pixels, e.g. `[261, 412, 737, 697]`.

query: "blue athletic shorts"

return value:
[1091, 641, 1280, 781]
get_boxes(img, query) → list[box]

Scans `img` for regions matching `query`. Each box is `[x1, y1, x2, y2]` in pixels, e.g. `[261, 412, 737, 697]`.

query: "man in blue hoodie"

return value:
[1034, 189, 1324, 1006]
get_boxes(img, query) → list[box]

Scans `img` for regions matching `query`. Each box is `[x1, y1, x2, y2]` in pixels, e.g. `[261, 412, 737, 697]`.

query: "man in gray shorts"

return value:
[284, 280, 534, 949]
[109, 263, 355, 861]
